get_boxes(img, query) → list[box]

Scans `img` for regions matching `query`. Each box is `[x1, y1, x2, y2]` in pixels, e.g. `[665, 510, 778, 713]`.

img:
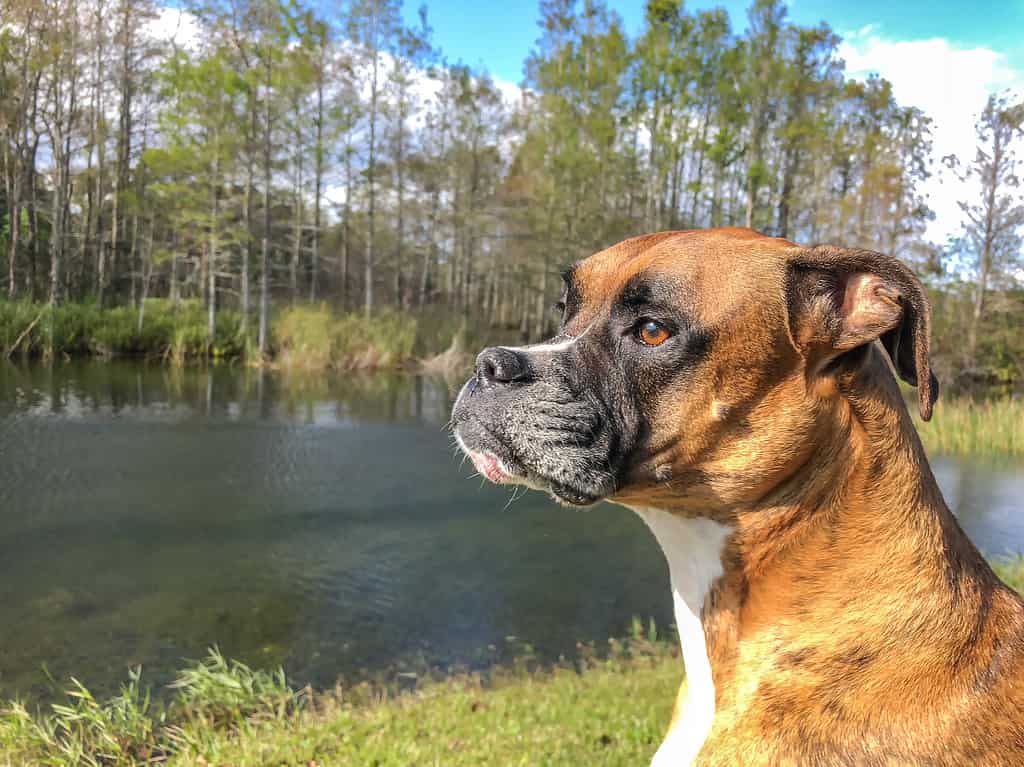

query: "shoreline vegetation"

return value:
[4, 298, 1021, 459]
[3, 562, 1023, 767]
[1, 298, 1022, 459]
[0, 299, 478, 373]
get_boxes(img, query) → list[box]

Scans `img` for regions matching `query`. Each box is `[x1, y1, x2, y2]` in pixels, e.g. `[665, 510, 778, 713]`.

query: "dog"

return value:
[450, 228, 1024, 766]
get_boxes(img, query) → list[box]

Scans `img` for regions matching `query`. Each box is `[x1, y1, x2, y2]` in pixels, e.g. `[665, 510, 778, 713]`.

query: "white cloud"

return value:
[838, 29, 1024, 245]
[146, 7, 201, 50]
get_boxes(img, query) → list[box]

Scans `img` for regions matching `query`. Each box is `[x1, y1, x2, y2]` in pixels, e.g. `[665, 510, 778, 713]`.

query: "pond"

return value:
[0, 361, 1021, 700]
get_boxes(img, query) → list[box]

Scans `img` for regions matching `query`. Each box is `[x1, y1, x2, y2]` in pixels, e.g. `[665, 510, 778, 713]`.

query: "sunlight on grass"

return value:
[915, 396, 1023, 458]
[6, 567, 1024, 766]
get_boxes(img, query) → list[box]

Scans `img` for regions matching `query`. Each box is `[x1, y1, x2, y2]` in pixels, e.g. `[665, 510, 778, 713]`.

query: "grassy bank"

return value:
[0, 301, 474, 370]
[916, 397, 1023, 459]
[0, 629, 678, 767]
[1, 300, 1020, 458]
[4, 563, 1023, 767]
[0, 300, 247, 362]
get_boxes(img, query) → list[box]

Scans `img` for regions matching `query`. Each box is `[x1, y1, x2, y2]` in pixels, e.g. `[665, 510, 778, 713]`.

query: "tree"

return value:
[947, 93, 1024, 368]
[349, 0, 400, 317]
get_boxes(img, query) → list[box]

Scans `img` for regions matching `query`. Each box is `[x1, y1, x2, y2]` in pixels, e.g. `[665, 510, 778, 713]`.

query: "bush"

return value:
[0, 300, 245, 362]
[273, 304, 418, 370]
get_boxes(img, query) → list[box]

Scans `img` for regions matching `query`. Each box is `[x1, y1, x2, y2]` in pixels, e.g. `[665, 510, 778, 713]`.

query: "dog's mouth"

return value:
[465, 449, 512, 484]
[451, 374, 616, 508]
[458, 440, 606, 508]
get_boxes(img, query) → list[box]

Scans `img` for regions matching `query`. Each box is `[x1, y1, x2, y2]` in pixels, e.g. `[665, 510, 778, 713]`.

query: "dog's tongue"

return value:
[471, 452, 509, 483]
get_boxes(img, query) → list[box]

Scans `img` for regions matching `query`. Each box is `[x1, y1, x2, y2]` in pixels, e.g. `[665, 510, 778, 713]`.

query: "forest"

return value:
[0, 0, 1021, 385]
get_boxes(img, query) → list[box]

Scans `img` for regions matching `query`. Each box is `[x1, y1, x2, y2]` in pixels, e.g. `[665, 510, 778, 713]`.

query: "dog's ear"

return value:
[785, 245, 939, 421]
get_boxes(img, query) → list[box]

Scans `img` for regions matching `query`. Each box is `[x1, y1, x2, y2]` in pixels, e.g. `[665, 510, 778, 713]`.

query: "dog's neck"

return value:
[631, 354, 1014, 765]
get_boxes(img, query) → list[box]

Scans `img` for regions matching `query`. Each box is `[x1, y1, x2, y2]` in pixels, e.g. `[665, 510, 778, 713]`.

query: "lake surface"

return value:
[0, 361, 1021, 700]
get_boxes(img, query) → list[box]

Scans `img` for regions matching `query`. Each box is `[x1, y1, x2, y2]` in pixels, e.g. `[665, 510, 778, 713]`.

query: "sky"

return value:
[404, 0, 1024, 245]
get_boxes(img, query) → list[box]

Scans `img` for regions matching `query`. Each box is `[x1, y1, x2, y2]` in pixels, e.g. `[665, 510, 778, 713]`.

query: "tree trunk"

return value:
[393, 78, 406, 307]
[310, 62, 324, 303]
[364, 28, 379, 318]
[258, 52, 272, 357]
[241, 96, 256, 336]
[290, 109, 303, 304]
[208, 132, 220, 342]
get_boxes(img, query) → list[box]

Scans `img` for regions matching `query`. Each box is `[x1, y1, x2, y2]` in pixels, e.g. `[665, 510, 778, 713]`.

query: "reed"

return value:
[0, 300, 245, 362]
[272, 304, 418, 370]
[916, 396, 1023, 458]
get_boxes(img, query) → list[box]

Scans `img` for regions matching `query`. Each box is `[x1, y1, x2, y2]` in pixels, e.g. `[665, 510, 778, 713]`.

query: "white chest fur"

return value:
[629, 507, 731, 767]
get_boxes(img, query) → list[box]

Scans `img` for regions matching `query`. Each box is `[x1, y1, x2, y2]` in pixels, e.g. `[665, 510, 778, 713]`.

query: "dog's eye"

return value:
[637, 320, 671, 347]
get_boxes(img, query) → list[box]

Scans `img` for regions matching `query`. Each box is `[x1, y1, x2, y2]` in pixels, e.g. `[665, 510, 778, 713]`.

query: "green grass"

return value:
[0, 300, 245, 362]
[994, 557, 1024, 593]
[273, 305, 418, 370]
[5, 564, 1024, 766]
[0, 631, 677, 767]
[915, 396, 1023, 458]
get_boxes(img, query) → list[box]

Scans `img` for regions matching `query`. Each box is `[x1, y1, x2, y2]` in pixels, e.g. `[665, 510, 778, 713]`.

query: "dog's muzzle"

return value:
[450, 345, 618, 507]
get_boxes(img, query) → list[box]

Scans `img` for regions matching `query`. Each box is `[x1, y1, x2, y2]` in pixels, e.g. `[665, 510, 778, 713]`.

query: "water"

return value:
[0, 361, 1021, 700]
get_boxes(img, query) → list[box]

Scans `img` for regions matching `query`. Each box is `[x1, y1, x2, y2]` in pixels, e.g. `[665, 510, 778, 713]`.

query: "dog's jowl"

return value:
[451, 227, 1024, 767]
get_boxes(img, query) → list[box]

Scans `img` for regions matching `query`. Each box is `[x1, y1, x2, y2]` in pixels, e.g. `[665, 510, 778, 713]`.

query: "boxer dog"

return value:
[450, 228, 1024, 766]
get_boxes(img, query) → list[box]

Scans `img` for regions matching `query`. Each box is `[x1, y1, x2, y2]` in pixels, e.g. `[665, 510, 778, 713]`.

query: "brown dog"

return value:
[451, 228, 1024, 766]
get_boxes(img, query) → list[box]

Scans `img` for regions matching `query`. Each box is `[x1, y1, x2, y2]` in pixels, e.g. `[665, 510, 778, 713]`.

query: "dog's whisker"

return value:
[503, 485, 525, 511]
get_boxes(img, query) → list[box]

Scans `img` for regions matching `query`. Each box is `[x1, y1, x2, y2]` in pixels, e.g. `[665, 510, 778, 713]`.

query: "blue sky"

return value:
[403, 0, 1024, 85]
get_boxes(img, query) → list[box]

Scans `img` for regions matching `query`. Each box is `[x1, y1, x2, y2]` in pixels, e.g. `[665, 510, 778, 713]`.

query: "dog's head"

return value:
[451, 228, 937, 513]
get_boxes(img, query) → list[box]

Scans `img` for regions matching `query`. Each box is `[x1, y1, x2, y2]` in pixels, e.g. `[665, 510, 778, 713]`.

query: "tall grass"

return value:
[0, 301, 424, 369]
[916, 397, 1023, 458]
[273, 304, 417, 370]
[0, 650, 295, 767]
[0, 300, 245, 362]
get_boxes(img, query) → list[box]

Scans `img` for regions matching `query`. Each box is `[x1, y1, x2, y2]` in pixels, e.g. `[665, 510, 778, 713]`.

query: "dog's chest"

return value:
[629, 506, 732, 767]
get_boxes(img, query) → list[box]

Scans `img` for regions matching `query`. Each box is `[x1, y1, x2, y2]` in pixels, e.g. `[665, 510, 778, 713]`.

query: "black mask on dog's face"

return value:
[451, 329, 635, 506]
[450, 267, 711, 508]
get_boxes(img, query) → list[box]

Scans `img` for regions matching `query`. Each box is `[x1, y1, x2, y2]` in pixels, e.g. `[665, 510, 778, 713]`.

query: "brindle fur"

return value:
[454, 228, 1024, 765]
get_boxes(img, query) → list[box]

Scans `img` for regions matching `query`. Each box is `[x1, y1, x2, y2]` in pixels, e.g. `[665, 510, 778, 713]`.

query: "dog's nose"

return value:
[476, 347, 530, 386]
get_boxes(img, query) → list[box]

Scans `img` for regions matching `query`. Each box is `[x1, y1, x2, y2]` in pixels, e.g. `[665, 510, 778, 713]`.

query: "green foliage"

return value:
[916, 396, 1024, 458]
[994, 558, 1024, 594]
[0, 301, 246, 362]
[170, 648, 297, 729]
[0, 634, 676, 767]
[273, 304, 417, 370]
[0, 668, 165, 767]
[929, 283, 1024, 386]
[0, 651, 299, 767]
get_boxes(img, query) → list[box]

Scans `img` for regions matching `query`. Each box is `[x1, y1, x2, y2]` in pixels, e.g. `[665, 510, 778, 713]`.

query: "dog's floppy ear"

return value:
[785, 245, 939, 421]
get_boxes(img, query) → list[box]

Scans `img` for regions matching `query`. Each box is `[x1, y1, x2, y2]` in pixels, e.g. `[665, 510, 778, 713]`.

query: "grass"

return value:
[0, 628, 677, 767]
[5, 561, 1024, 766]
[5, 559, 1024, 766]
[994, 557, 1024, 593]
[0, 300, 245, 362]
[0, 299, 517, 374]
[0, 300, 446, 371]
[272, 305, 418, 371]
[5, 556, 1024, 767]
[915, 396, 1023, 459]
